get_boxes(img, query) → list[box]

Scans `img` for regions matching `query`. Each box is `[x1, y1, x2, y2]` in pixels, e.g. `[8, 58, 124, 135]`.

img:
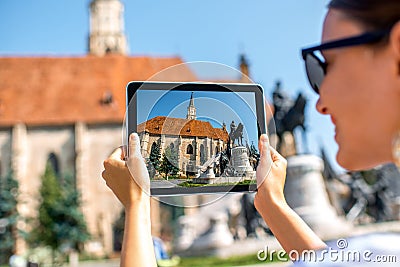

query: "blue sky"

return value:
[0, 0, 342, 172]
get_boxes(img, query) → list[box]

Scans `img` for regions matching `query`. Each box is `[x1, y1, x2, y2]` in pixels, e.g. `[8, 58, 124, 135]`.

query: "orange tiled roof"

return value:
[0, 55, 197, 126]
[138, 116, 229, 142]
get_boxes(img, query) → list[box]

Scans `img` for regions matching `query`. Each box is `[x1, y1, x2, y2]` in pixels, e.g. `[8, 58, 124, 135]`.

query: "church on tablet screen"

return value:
[138, 93, 229, 176]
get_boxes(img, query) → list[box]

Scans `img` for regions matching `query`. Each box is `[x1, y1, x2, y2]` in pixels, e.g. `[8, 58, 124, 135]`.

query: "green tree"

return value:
[55, 174, 90, 252]
[30, 162, 63, 264]
[34, 163, 62, 250]
[0, 171, 19, 264]
[148, 140, 162, 179]
[160, 147, 180, 180]
[31, 163, 89, 264]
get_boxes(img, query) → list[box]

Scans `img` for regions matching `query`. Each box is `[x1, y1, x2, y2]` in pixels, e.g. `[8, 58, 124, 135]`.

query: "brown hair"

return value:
[328, 0, 400, 31]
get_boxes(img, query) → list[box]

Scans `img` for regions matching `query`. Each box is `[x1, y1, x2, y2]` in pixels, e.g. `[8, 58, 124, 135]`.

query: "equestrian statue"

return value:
[269, 81, 308, 156]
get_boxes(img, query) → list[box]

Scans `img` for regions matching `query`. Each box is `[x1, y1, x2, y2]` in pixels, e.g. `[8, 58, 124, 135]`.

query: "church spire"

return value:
[88, 0, 128, 56]
[186, 92, 196, 120]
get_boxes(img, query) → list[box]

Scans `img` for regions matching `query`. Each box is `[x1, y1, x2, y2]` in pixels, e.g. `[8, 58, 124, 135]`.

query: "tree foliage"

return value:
[0, 171, 19, 264]
[34, 163, 62, 249]
[31, 163, 90, 258]
[55, 174, 90, 251]
[148, 140, 162, 178]
[160, 146, 180, 179]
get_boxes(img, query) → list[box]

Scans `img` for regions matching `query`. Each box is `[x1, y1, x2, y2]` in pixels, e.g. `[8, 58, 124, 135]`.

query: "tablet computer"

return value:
[126, 81, 266, 196]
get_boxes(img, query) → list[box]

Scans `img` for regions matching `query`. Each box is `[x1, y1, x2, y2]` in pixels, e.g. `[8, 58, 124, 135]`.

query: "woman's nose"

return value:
[316, 97, 328, 115]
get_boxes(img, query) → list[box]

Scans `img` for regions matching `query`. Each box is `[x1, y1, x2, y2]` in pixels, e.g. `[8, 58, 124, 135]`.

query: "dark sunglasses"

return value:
[301, 28, 391, 94]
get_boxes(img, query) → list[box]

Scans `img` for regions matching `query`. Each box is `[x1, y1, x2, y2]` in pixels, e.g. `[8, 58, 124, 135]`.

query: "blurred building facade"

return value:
[0, 0, 250, 256]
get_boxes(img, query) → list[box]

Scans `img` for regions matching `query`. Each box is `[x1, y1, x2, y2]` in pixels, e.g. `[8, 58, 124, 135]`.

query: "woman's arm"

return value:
[254, 134, 326, 260]
[121, 196, 155, 267]
[102, 133, 157, 267]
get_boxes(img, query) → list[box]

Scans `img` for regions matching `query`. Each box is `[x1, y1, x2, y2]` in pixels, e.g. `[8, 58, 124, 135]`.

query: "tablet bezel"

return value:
[126, 81, 266, 196]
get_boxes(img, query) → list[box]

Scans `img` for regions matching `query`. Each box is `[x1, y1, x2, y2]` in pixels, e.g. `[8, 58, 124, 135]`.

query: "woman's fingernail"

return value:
[261, 134, 269, 143]
[130, 132, 138, 141]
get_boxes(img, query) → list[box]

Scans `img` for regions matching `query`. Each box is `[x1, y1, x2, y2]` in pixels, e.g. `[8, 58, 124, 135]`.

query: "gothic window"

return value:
[216, 146, 220, 154]
[170, 143, 174, 150]
[186, 144, 193, 155]
[200, 144, 205, 165]
[151, 142, 157, 152]
[47, 152, 60, 176]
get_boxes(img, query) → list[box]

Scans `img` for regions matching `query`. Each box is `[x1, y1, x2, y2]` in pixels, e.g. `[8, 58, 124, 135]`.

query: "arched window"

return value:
[151, 142, 157, 152]
[216, 146, 220, 154]
[200, 144, 205, 164]
[169, 143, 174, 150]
[186, 144, 193, 155]
[47, 152, 60, 176]
[150, 142, 158, 159]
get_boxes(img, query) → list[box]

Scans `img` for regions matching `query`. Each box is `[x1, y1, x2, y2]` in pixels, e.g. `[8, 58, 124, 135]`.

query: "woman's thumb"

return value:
[128, 133, 141, 157]
[256, 134, 272, 186]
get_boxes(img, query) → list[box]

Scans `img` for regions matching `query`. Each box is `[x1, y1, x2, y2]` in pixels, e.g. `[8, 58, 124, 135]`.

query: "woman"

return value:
[255, 0, 400, 260]
[102, 0, 400, 266]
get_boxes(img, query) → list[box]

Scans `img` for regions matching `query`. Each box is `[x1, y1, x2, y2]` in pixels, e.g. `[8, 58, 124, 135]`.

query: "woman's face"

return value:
[317, 9, 400, 170]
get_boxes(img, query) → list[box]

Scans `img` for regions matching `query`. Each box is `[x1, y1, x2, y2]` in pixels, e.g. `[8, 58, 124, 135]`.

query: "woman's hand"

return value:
[102, 133, 150, 209]
[254, 134, 288, 214]
[254, 134, 326, 256]
[102, 133, 157, 267]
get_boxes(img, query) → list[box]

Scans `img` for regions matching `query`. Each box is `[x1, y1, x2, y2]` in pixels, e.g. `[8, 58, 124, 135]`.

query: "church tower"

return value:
[186, 92, 196, 120]
[239, 54, 251, 83]
[89, 0, 128, 56]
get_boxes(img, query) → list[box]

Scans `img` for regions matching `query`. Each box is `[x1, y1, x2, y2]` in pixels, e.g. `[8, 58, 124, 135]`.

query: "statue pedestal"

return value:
[175, 211, 235, 256]
[285, 154, 351, 239]
[190, 212, 234, 250]
[230, 146, 256, 179]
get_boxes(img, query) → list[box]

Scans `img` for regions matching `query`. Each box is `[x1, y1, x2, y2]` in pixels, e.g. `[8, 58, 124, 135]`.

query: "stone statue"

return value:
[272, 81, 293, 135]
[229, 122, 244, 147]
[219, 151, 229, 175]
[270, 81, 308, 155]
[230, 120, 236, 135]
[338, 165, 400, 223]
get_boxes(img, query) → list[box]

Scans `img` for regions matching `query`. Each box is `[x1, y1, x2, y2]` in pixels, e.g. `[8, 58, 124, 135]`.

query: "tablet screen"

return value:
[126, 82, 266, 196]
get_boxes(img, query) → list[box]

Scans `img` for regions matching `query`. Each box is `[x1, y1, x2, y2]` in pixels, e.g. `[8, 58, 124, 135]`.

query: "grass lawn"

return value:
[177, 180, 257, 187]
[177, 253, 287, 267]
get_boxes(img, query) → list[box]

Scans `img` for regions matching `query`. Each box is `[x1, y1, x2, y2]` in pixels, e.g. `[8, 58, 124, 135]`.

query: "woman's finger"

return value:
[128, 133, 141, 158]
[109, 147, 124, 161]
[269, 146, 287, 167]
[126, 132, 151, 195]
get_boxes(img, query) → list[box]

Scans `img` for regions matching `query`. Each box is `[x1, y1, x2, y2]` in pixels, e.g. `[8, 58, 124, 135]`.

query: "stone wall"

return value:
[0, 123, 162, 256]
[83, 123, 123, 254]
[9, 124, 76, 252]
[0, 127, 12, 177]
